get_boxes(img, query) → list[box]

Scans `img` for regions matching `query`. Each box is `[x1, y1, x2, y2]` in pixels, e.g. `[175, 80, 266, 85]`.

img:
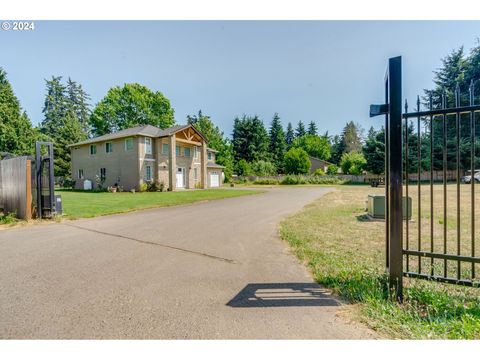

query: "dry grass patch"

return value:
[280, 185, 480, 339]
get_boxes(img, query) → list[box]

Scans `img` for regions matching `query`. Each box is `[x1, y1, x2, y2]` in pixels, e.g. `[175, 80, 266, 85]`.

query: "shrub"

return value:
[253, 178, 280, 185]
[284, 148, 311, 174]
[313, 168, 325, 176]
[62, 177, 76, 189]
[251, 160, 276, 176]
[326, 164, 339, 175]
[340, 151, 367, 175]
[235, 159, 253, 176]
[146, 181, 164, 192]
[280, 174, 348, 185]
[0, 212, 17, 225]
[139, 182, 148, 192]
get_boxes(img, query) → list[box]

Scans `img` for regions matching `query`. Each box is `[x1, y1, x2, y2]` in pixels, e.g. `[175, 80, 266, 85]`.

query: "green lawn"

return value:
[57, 189, 263, 219]
[280, 185, 480, 339]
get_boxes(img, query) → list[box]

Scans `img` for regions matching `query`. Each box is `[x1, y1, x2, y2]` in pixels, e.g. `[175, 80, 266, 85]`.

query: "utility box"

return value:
[54, 194, 63, 215]
[367, 194, 412, 220]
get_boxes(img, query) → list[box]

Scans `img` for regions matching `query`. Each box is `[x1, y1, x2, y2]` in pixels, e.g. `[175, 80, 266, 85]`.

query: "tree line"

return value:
[0, 66, 367, 181]
[2, 38, 479, 180]
[363, 42, 480, 175]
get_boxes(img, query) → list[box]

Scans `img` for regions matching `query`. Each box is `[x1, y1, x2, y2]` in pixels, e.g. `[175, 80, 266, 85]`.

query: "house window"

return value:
[100, 168, 106, 182]
[145, 137, 152, 155]
[184, 147, 191, 157]
[194, 146, 199, 160]
[106, 142, 113, 153]
[194, 168, 198, 181]
[176, 146, 180, 156]
[208, 152, 212, 160]
[162, 143, 169, 154]
[78, 169, 84, 179]
[145, 165, 152, 181]
[125, 138, 134, 151]
[90, 144, 97, 155]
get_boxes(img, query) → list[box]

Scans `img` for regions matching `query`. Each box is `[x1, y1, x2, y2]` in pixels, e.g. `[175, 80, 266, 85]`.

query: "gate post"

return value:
[386, 56, 403, 301]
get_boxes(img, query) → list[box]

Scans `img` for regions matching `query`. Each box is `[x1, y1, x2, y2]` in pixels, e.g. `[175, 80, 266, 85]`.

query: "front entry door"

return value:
[176, 167, 185, 188]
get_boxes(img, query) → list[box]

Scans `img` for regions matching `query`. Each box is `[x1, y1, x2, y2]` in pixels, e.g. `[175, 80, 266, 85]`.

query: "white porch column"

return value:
[168, 134, 176, 191]
[200, 140, 207, 189]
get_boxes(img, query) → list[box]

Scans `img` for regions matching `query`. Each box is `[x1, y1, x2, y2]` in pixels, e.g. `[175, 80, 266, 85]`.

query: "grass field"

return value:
[57, 188, 263, 219]
[280, 184, 480, 339]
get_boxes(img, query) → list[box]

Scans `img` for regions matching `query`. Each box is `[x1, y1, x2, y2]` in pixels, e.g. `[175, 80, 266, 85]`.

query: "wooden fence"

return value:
[0, 156, 33, 220]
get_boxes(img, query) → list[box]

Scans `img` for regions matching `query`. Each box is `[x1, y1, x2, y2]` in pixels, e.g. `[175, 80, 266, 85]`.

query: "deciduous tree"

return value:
[90, 83, 175, 136]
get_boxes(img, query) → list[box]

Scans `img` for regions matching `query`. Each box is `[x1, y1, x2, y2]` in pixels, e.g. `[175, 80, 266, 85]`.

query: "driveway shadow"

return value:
[226, 282, 340, 308]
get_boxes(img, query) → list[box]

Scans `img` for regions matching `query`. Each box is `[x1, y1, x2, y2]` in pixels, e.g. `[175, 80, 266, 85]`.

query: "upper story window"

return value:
[184, 147, 191, 157]
[162, 143, 169, 154]
[145, 137, 152, 155]
[90, 144, 97, 155]
[193, 146, 199, 160]
[125, 138, 134, 151]
[176, 146, 180, 156]
[106, 142, 113, 153]
[78, 169, 84, 179]
[208, 152, 212, 161]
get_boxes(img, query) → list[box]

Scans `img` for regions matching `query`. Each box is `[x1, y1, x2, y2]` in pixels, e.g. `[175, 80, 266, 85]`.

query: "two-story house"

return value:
[69, 124, 224, 191]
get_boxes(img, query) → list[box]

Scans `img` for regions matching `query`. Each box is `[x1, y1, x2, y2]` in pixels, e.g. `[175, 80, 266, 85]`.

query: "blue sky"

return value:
[1, 21, 479, 137]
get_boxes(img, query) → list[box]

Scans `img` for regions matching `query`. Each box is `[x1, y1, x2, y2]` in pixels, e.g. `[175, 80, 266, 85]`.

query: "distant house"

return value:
[308, 156, 335, 174]
[69, 124, 224, 191]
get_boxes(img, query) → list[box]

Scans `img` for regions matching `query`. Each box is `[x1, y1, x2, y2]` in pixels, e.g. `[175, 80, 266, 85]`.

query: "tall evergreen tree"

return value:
[0, 67, 40, 156]
[268, 113, 286, 173]
[329, 134, 345, 165]
[295, 121, 306, 138]
[363, 127, 385, 175]
[232, 115, 269, 163]
[342, 121, 363, 153]
[307, 121, 318, 136]
[67, 78, 91, 136]
[41, 76, 88, 177]
[285, 122, 295, 149]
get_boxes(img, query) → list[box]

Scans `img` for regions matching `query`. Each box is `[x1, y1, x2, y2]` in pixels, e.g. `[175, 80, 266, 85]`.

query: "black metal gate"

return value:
[34, 141, 56, 218]
[370, 56, 480, 301]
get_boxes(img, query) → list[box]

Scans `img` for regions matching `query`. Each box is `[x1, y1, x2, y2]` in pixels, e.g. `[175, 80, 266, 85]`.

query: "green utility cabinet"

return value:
[367, 194, 412, 220]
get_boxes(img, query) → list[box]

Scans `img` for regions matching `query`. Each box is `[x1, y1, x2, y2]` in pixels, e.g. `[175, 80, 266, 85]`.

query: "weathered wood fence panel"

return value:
[0, 157, 32, 220]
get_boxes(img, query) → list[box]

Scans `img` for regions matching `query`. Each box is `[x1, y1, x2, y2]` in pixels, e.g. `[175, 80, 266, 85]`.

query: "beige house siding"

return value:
[70, 125, 223, 191]
[71, 137, 140, 190]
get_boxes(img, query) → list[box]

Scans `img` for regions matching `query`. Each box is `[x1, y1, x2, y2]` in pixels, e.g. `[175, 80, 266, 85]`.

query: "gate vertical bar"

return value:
[48, 144, 55, 215]
[387, 56, 403, 301]
[429, 95, 434, 276]
[470, 80, 476, 278]
[417, 96, 422, 274]
[442, 92, 448, 278]
[404, 100, 410, 273]
[455, 84, 461, 279]
[35, 141, 42, 219]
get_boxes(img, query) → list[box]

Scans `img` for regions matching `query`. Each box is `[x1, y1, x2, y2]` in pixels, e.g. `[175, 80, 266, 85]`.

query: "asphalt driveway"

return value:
[0, 187, 376, 339]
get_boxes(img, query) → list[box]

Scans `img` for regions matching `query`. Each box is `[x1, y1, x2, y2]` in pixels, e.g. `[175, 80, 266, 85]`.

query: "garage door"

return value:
[209, 171, 220, 187]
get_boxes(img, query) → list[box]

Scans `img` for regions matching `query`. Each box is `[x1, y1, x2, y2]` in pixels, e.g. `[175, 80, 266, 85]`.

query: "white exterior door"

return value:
[209, 171, 220, 187]
[176, 167, 185, 188]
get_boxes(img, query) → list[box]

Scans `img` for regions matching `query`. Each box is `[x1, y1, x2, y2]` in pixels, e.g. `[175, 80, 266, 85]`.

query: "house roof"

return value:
[207, 161, 224, 168]
[307, 155, 333, 165]
[69, 124, 205, 147]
